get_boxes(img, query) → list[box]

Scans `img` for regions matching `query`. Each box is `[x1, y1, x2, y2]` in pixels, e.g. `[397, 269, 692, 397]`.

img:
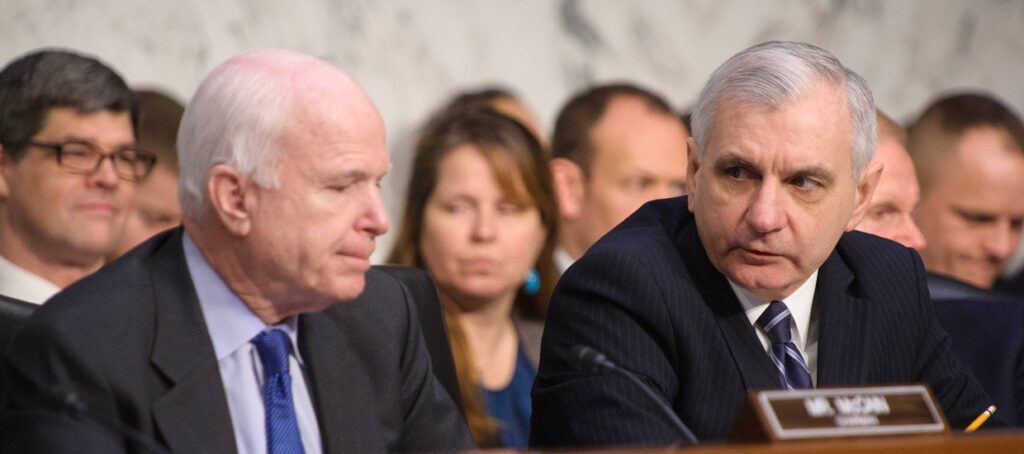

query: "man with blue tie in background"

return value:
[0, 49, 473, 453]
[531, 41, 993, 447]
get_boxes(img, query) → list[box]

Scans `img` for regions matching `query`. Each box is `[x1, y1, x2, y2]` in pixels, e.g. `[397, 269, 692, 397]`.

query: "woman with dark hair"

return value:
[388, 107, 557, 448]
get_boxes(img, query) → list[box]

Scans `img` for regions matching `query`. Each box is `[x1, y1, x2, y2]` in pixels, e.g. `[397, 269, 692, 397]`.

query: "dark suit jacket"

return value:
[374, 265, 463, 413]
[531, 197, 993, 447]
[928, 273, 1024, 426]
[996, 268, 1024, 297]
[0, 295, 35, 396]
[0, 229, 473, 453]
[0, 294, 34, 356]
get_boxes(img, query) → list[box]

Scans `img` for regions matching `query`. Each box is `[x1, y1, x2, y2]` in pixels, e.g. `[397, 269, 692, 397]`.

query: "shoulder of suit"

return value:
[588, 197, 692, 256]
[837, 230, 916, 268]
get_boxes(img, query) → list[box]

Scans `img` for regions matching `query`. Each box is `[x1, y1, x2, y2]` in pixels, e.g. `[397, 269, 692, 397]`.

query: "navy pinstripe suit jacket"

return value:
[531, 196, 993, 447]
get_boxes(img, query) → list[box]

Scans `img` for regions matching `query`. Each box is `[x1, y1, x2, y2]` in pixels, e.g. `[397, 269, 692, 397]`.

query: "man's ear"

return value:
[846, 160, 884, 231]
[549, 157, 586, 221]
[686, 137, 700, 213]
[207, 164, 254, 236]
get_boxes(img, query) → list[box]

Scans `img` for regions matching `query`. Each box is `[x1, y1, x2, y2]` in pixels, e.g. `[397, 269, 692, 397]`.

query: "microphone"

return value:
[42, 387, 171, 454]
[569, 345, 699, 445]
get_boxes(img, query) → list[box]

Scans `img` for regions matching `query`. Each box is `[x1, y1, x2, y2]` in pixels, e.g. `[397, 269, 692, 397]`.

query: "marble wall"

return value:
[2, 0, 1023, 261]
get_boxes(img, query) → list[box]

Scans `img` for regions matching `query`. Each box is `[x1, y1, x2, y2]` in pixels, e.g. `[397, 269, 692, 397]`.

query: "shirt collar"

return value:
[182, 232, 305, 365]
[554, 247, 575, 274]
[730, 270, 818, 349]
[0, 253, 61, 305]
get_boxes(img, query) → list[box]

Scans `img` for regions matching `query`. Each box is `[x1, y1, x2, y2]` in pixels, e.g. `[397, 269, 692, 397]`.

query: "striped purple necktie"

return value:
[756, 301, 813, 389]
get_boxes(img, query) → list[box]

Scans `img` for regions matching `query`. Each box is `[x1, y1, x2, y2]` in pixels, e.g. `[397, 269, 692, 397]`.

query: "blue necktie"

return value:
[756, 301, 813, 389]
[252, 330, 305, 454]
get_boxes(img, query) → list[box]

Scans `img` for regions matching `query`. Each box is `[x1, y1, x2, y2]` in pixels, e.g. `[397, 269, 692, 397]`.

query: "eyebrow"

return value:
[952, 207, 998, 222]
[789, 166, 834, 184]
[869, 201, 899, 211]
[322, 165, 390, 183]
[713, 153, 756, 171]
[325, 169, 371, 181]
[713, 152, 835, 184]
[43, 135, 136, 148]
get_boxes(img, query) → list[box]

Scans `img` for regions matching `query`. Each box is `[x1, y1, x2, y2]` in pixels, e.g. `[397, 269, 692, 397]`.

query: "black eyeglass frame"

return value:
[25, 140, 157, 181]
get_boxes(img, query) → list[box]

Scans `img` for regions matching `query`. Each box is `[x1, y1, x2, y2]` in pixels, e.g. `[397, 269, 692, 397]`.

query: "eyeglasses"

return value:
[27, 141, 157, 181]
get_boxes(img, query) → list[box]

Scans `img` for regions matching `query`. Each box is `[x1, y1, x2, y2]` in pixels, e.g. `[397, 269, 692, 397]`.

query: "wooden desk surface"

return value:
[484, 430, 1024, 453]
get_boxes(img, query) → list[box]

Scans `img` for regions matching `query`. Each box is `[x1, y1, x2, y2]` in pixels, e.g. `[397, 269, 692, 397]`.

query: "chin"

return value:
[726, 267, 793, 297]
[327, 276, 368, 303]
[66, 238, 115, 261]
[960, 274, 995, 289]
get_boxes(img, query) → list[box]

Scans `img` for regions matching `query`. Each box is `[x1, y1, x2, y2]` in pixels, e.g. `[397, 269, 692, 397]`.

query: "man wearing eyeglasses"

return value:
[0, 49, 153, 305]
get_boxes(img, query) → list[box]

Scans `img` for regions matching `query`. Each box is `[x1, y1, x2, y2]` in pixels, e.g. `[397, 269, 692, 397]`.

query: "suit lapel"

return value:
[814, 249, 870, 386]
[299, 311, 383, 453]
[149, 229, 237, 453]
[678, 224, 780, 391]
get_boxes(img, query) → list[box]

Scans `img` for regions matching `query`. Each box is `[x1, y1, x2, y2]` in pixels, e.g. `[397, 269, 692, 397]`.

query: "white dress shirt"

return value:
[729, 270, 820, 385]
[0, 253, 60, 304]
[183, 233, 323, 454]
[554, 247, 575, 274]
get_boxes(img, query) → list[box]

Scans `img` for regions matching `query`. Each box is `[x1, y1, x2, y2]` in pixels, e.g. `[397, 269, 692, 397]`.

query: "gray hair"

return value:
[691, 41, 876, 180]
[177, 50, 312, 219]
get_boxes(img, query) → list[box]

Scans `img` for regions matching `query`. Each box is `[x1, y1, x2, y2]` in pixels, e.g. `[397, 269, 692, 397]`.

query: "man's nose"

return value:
[901, 216, 928, 251]
[746, 183, 786, 234]
[984, 221, 1019, 263]
[358, 185, 389, 236]
[87, 155, 122, 189]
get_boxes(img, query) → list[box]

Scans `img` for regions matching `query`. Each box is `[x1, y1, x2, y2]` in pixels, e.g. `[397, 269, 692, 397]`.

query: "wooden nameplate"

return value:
[729, 384, 949, 442]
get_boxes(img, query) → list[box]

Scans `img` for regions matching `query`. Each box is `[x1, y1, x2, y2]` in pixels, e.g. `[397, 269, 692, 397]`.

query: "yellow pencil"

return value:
[965, 405, 996, 432]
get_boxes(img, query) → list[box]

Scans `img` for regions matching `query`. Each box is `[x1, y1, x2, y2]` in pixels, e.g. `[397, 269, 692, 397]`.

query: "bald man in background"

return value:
[549, 83, 689, 272]
[856, 111, 927, 250]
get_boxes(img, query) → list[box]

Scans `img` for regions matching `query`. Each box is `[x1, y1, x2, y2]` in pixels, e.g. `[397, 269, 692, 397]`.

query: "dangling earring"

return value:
[524, 268, 541, 295]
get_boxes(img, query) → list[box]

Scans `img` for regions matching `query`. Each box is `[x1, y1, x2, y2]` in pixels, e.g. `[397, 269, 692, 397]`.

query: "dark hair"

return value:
[134, 89, 185, 172]
[442, 86, 517, 113]
[908, 92, 1024, 191]
[0, 49, 136, 159]
[551, 82, 674, 173]
[388, 107, 557, 446]
[910, 92, 1024, 149]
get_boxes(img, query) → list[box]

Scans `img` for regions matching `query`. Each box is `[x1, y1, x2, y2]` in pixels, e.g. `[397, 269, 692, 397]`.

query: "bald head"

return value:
[856, 110, 927, 250]
[177, 49, 383, 219]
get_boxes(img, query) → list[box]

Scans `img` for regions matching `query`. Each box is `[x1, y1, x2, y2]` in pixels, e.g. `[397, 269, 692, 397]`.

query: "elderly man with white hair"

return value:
[530, 41, 995, 447]
[0, 49, 473, 453]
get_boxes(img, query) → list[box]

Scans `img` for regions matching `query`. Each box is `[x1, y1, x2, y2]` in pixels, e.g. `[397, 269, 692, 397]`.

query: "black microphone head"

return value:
[568, 345, 616, 373]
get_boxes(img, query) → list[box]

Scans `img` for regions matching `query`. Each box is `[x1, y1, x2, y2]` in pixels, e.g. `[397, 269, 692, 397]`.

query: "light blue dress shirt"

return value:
[182, 233, 323, 454]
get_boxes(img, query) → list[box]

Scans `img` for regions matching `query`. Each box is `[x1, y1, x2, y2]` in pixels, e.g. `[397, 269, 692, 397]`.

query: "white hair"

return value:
[177, 49, 320, 219]
[691, 41, 877, 180]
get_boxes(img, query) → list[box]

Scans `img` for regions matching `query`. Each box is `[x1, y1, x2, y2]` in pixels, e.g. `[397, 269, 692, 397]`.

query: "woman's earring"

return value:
[524, 268, 541, 295]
